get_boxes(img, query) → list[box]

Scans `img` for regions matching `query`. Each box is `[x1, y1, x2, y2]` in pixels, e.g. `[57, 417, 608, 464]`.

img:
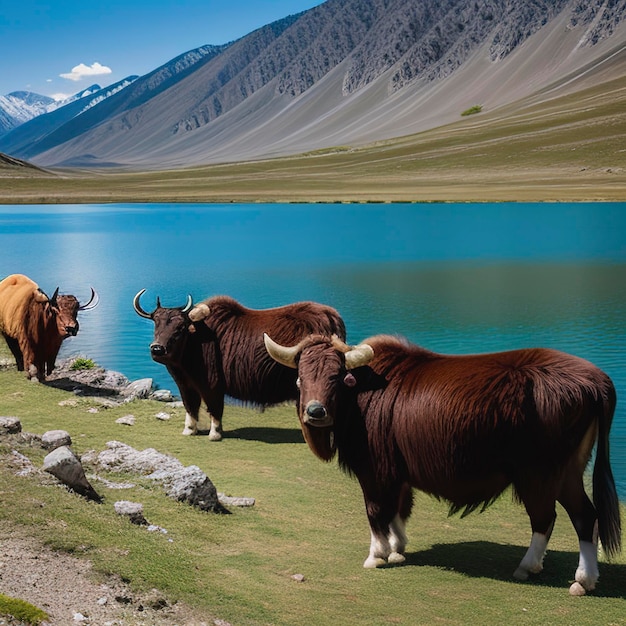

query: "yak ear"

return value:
[344, 343, 374, 370]
[189, 303, 210, 322]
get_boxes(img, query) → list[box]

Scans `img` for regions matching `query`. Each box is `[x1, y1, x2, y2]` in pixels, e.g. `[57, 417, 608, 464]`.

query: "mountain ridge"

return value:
[2, 0, 625, 169]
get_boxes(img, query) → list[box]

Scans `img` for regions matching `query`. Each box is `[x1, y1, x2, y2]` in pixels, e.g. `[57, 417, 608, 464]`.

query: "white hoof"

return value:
[363, 555, 387, 569]
[208, 430, 223, 441]
[181, 427, 196, 436]
[387, 552, 406, 564]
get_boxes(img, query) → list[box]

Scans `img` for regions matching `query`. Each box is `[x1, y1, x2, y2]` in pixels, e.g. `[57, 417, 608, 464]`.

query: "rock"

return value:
[59, 399, 79, 407]
[121, 378, 153, 401]
[42, 429, 72, 450]
[163, 465, 227, 513]
[116, 415, 135, 426]
[0, 416, 22, 434]
[151, 389, 174, 402]
[43, 446, 103, 502]
[114, 500, 149, 525]
[155, 411, 171, 421]
[218, 493, 255, 507]
[97, 441, 229, 514]
[10, 450, 38, 476]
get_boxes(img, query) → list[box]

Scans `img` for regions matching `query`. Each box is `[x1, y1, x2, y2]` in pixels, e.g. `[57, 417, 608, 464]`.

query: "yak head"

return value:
[133, 289, 209, 364]
[46, 287, 99, 338]
[263, 333, 374, 461]
[53, 288, 98, 337]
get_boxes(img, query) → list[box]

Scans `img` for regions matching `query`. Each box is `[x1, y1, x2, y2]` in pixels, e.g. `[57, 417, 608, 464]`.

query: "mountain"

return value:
[0, 79, 138, 158]
[3, 0, 626, 169]
[0, 91, 56, 135]
[0, 44, 225, 162]
[0, 85, 106, 138]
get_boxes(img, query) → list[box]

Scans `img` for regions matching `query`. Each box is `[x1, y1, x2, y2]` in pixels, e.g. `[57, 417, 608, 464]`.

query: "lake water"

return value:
[1, 202, 625, 499]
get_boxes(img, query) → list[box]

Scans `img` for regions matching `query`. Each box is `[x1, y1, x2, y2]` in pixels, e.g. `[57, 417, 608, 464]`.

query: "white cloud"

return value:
[60, 62, 112, 82]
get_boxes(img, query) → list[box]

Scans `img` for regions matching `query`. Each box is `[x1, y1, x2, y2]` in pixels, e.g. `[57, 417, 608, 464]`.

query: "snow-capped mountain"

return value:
[0, 86, 105, 136]
[0, 91, 56, 134]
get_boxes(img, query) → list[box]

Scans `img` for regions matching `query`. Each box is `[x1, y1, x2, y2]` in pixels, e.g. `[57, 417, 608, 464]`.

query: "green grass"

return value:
[0, 594, 49, 625]
[1, 343, 626, 625]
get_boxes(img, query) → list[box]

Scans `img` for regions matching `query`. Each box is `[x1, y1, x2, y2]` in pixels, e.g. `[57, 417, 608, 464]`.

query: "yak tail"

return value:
[592, 381, 622, 559]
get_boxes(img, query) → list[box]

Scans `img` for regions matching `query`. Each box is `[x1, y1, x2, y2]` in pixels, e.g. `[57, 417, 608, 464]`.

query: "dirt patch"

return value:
[0, 521, 217, 626]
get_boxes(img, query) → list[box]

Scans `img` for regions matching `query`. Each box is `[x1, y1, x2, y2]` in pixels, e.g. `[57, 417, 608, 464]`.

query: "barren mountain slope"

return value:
[29, 0, 626, 169]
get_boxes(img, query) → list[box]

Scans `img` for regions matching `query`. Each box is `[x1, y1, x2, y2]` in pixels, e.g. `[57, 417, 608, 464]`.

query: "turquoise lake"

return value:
[1, 202, 625, 499]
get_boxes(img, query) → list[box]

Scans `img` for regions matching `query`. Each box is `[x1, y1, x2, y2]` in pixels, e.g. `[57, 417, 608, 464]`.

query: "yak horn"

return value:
[79, 287, 99, 311]
[263, 333, 300, 369]
[344, 343, 374, 370]
[133, 289, 153, 319]
[50, 287, 59, 306]
[181, 294, 193, 314]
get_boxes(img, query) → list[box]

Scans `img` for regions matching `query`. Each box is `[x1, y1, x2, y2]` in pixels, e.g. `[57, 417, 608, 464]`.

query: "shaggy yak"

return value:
[133, 290, 346, 439]
[264, 332, 622, 595]
[0, 274, 98, 380]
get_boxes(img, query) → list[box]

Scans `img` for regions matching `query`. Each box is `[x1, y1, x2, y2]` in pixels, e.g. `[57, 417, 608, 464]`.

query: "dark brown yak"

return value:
[0, 274, 98, 380]
[133, 291, 346, 439]
[264, 332, 622, 595]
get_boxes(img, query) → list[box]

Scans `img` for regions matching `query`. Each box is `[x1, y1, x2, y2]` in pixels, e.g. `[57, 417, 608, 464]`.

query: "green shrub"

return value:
[69, 357, 96, 370]
[461, 104, 483, 116]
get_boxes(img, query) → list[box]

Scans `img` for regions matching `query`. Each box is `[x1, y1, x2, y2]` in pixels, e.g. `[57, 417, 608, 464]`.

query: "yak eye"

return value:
[296, 377, 301, 389]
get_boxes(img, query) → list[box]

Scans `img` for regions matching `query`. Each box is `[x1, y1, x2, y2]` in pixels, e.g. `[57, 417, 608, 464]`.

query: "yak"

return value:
[133, 290, 346, 439]
[264, 332, 622, 595]
[0, 274, 98, 381]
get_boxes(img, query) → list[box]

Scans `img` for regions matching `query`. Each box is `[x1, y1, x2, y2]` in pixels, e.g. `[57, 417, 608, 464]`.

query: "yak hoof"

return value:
[181, 427, 196, 436]
[208, 430, 223, 441]
[513, 566, 530, 581]
[387, 552, 406, 564]
[363, 556, 387, 569]
[569, 581, 587, 596]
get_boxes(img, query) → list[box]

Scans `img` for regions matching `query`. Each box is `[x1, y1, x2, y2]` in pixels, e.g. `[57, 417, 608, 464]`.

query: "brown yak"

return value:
[264, 332, 622, 595]
[133, 291, 346, 439]
[0, 274, 98, 380]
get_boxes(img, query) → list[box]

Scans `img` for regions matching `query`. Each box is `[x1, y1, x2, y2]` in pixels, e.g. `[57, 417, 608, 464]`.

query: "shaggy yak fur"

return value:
[133, 291, 346, 438]
[0, 274, 97, 380]
[264, 332, 622, 594]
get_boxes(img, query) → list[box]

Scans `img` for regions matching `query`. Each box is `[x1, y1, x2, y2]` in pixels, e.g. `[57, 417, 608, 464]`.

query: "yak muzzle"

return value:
[150, 343, 167, 359]
[65, 325, 79, 337]
[304, 401, 332, 427]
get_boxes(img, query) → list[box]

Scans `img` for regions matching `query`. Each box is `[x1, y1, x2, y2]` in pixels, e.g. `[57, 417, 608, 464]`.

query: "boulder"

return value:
[0, 416, 22, 434]
[121, 378, 153, 401]
[43, 445, 102, 502]
[114, 500, 149, 525]
[97, 441, 229, 513]
[42, 429, 72, 450]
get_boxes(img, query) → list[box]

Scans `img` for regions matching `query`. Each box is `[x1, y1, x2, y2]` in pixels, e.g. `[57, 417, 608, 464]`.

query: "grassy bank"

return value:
[1, 76, 625, 204]
[1, 348, 625, 625]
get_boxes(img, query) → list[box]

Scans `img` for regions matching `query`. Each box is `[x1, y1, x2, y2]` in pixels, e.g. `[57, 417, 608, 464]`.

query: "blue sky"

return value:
[0, 0, 324, 99]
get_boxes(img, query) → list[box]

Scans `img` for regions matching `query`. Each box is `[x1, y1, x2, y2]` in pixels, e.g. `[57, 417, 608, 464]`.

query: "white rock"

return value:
[42, 429, 72, 450]
[116, 415, 135, 426]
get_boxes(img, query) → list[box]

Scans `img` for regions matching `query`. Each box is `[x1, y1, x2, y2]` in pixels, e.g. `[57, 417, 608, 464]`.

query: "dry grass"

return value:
[1, 76, 625, 204]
